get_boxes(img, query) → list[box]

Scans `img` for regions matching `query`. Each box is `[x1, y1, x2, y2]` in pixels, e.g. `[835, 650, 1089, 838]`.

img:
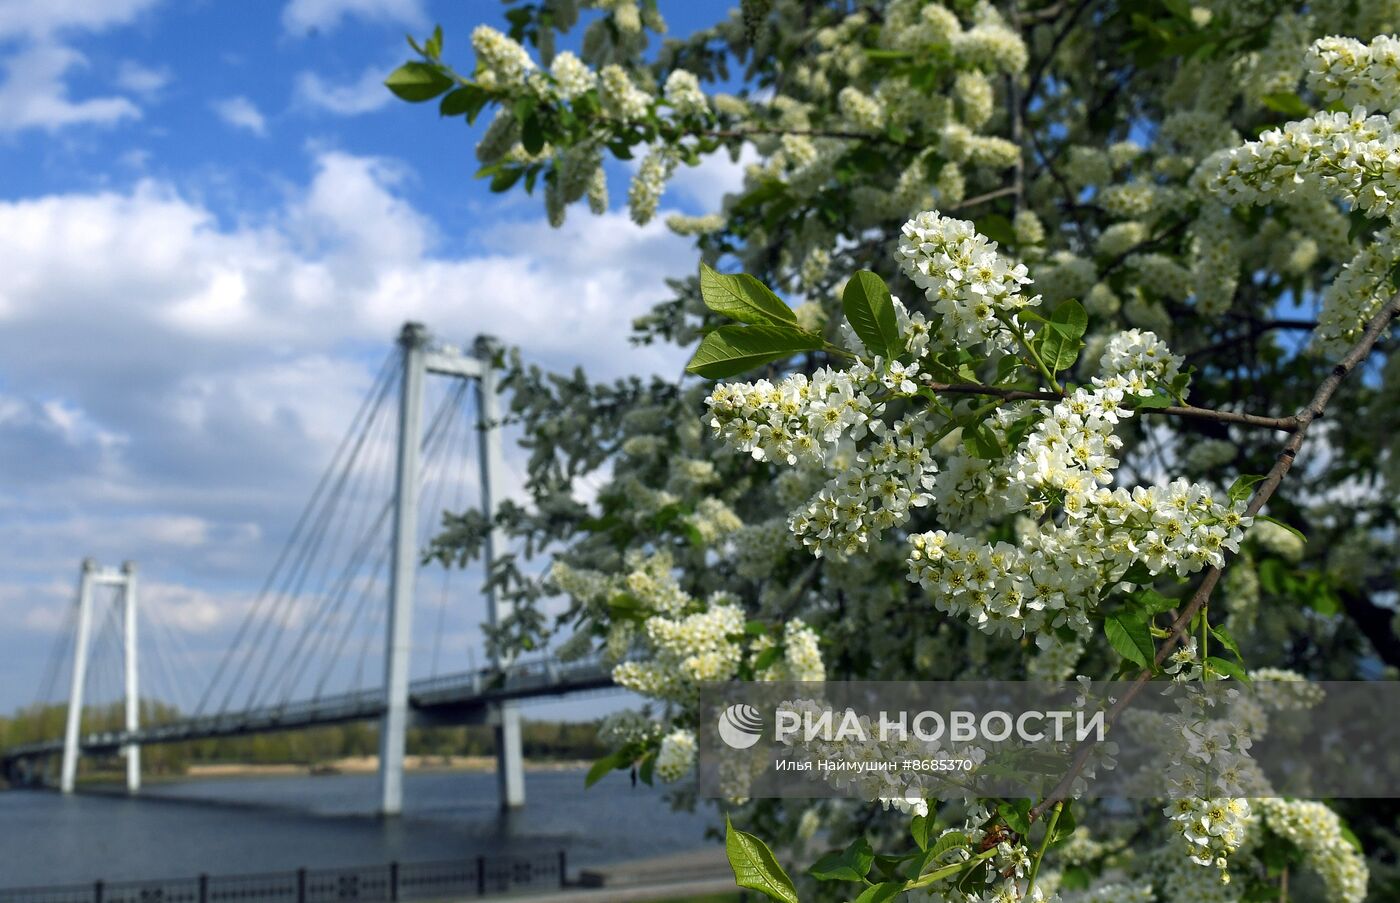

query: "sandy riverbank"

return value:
[184, 755, 589, 778]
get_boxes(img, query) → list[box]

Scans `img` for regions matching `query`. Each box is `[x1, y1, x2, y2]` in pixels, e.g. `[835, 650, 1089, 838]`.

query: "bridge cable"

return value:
[193, 350, 396, 717]
[429, 384, 474, 676]
[207, 353, 399, 715]
[254, 377, 467, 708]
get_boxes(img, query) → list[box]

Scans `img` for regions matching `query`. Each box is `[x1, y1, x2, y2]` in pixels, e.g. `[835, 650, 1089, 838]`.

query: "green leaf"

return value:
[1210, 623, 1243, 661]
[699, 264, 797, 327]
[976, 213, 1016, 247]
[1131, 393, 1172, 409]
[725, 816, 800, 903]
[842, 270, 902, 358]
[1260, 91, 1312, 119]
[1049, 299, 1088, 340]
[752, 646, 782, 673]
[910, 814, 931, 851]
[584, 750, 628, 787]
[962, 422, 1004, 460]
[1254, 514, 1306, 545]
[1105, 609, 1156, 670]
[686, 324, 822, 379]
[439, 84, 489, 121]
[808, 837, 874, 882]
[924, 831, 969, 863]
[997, 799, 1031, 835]
[1134, 589, 1180, 614]
[384, 62, 454, 102]
[521, 113, 545, 155]
[1205, 655, 1250, 682]
[1228, 473, 1266, 504]
[854, 883, 904, 903]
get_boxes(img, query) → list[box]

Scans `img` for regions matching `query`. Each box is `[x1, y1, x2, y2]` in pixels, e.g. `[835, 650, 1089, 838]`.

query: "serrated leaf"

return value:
[1038, 327, 1082, 373]
[1132, 393, 1172, 409]
[1105, 609, 1156, 670]
[686, 324, 822, 378]
[962, 421, 1004, 460]
[997, 800, 1031, 835]
[1228, 473, 1266, 504]
[1210, 623, 1243, 661]
[808, 837, 873, 882]
[855, 883, 904, 903]
[910, 814, 930, 851]
[384, 62, 454, 102]
[842, 270, 902, 357]
[925, 831, 970, 862]
[1205, 655, 1250, 682]
[699, 264, 796, 326]
[1049, 299, 1088, 340]
[726, 816, 800, 903]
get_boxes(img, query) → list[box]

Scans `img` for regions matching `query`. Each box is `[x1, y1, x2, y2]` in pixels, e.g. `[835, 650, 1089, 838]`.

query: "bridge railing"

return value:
[0, 854, 568, 903]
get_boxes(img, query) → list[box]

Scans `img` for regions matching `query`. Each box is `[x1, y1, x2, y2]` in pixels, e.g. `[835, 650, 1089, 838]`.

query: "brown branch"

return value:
[702, 126, 912, 148]
[921, 382, 1298, 431]
[1028, 290, 1400, 824]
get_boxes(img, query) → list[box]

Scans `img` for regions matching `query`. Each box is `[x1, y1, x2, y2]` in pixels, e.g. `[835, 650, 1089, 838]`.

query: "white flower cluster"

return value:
[1247, 517, 1306, 562]
[896, 211, 1039, 350]
[655, 728, 697, 782]
[1099, 328, 1185, 387]
[600, 64, 652, 121]
[471, 25, 534, 90]
[549, 51, 596, 100]
[628, 146, 676, 224]
[663, 69, 708, 118]
[613, 601, 746, 701]
[1163, 797, 1252, 875]
[1256, 798, 1369, 903]
[1313, 229, 1398, 357]
[837, 85, 885, 131]
[1307, 34, 1400, 112]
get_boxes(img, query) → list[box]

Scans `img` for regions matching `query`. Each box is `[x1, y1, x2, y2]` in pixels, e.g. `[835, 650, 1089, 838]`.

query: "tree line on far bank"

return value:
[0, 701, 608, 777]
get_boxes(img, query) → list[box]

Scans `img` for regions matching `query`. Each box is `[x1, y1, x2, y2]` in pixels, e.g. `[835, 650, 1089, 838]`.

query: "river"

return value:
[0, 768, 715, 887]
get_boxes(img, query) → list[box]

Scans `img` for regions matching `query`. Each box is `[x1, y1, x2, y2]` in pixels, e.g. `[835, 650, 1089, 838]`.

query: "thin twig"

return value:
[920, 381, 1298, 431]
[1027, 291, 1400, 824]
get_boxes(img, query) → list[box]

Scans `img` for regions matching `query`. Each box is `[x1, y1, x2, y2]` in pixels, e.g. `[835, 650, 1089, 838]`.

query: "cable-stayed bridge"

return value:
[0, 323, 614, 815]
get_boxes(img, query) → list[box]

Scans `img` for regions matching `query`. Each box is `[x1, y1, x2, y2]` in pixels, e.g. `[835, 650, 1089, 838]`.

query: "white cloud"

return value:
[0, 1, 161, 133]
[659, 144, 757, 212]
[282, 0, 425, 34]
[0, 42, 140, 132]
[294, 65, 393, 115]
[211, 95, 267, 135]
[0, 0, 160, 38]
[0, 151, 696, 706]
[114, 60, 170, 96]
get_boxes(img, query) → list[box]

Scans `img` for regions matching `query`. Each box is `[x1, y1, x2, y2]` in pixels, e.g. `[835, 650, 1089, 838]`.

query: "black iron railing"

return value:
[0, 853, 568, 903]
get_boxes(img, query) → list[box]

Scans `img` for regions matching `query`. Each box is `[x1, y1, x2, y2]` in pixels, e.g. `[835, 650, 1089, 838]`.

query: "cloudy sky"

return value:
[0, 0, 735, 716]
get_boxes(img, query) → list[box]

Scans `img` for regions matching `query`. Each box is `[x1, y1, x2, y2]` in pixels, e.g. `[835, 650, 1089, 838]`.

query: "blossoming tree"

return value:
[392, 3, 1400, 900]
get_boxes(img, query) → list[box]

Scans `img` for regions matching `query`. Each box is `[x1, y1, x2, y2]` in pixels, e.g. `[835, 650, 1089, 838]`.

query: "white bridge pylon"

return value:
[383, 323, 522, 815]
[56, 323, 524, 815]
[61, 559, 140, 794]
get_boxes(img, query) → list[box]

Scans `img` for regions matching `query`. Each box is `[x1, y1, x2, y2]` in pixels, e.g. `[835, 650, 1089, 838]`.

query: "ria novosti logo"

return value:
[717, 703, 764, 749]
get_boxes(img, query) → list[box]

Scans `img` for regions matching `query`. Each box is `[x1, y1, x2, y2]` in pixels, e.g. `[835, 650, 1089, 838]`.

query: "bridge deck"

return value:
[3, 657, 613, 763]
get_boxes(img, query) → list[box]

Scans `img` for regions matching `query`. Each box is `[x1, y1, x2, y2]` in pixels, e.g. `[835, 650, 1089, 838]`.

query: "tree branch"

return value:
[920, 382, 1298, 431]
[1028, 290, 1400, 824]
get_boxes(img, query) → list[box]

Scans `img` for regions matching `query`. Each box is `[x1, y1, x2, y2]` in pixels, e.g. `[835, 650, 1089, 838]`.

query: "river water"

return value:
[0, 768, 715, 888]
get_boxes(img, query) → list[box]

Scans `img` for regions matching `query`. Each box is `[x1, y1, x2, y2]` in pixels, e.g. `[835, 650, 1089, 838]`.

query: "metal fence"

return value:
[0, 854, 568, 903]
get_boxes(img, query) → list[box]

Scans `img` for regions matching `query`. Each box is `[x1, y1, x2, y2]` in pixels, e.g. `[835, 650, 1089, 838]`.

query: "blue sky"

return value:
[0, 0, 738, 718]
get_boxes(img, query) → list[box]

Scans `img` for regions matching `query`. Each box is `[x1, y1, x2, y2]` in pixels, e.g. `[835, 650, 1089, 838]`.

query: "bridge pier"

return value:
[476, 353, 524, 810]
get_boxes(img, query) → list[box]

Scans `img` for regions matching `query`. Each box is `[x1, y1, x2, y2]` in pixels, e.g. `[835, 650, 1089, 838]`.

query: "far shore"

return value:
[179, 754, 590, 778]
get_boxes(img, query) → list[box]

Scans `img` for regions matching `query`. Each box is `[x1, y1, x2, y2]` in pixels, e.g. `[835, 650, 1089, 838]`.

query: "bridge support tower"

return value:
[60, 559, 140, 794]
[381, 323, 522, 816]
